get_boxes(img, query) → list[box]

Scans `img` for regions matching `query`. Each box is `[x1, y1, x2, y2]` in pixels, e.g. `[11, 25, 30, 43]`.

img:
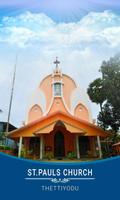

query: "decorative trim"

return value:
[51, 178, 70, 183]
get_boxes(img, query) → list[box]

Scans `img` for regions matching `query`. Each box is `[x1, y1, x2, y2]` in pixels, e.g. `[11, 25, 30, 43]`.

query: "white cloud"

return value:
[0, 10, 120, 48]
[79, 10, 120, 27]
[0, 10, 120, 126]
[100, 27, 120, 47]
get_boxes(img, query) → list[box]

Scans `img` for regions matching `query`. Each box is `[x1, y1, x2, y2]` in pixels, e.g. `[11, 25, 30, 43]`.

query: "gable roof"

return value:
[8, 111, 109, 138]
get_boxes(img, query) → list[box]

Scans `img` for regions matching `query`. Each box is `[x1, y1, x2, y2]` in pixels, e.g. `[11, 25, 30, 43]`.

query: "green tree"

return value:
[87, 78, 105, 111]
[100, 55, 120, 108]
[98, 102, 119, 133]
[87, 55, 120, 134]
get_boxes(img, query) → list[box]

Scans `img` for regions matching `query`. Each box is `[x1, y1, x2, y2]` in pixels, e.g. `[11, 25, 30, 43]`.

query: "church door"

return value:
[54, 131, 65, 158]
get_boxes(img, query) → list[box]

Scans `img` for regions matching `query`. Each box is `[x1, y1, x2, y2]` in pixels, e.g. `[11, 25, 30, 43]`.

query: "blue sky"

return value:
[0, 1, 120, 126]
[0, 0, 120, 22]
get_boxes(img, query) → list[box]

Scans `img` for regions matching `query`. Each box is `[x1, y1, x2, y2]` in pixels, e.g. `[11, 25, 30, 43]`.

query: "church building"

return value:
[8, 58, 108, 160]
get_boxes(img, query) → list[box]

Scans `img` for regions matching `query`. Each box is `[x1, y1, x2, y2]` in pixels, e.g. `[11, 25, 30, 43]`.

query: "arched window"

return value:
[54, 82, 62, 96]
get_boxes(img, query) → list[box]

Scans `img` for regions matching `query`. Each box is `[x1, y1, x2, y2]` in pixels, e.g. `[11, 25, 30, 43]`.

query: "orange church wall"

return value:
[28, 105, 43, 123]
[48, 97, 70, 115]
[53, 74, 62, 82]
[89, 136, 97, 157]
[62, 75, 76, 110]
[26, 70, 92, 123]
[64, 132, 75, 154]
[39, 75, 53, 111]
[24, 137, 29, 148]
[22, 135, 97, 158]
[74, 103, 89, 121]
[39, 74, 77, 113]
[22, 132, 75, 158]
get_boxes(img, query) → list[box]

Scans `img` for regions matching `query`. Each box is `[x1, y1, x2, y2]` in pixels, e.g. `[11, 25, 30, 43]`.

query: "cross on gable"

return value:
[54, 57, 60, 68]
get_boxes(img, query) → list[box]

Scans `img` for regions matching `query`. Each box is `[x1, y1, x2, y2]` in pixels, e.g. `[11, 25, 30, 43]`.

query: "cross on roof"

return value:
[54, 57, 60, 69]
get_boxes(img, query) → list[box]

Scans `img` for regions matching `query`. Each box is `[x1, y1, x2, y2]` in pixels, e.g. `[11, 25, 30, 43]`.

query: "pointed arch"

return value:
[74, 103, 89, 121]
[28, 104, 43, 123]
[54, 120, 66, 128]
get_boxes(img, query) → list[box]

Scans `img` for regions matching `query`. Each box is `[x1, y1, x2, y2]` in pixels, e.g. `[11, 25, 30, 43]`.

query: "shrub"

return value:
[44, 151, 54, 160]
[0, 145, 4, 150]
[21, 149, 27, 158]
[67, 151, 76, 159]
[4, 146, 11, 150]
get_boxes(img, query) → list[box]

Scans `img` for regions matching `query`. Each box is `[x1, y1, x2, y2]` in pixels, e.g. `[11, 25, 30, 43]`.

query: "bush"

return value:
[4, 146, 11, 150]
[67, 151, 76, 159]
[0, 145, 4, 150]
[21, 149, 27, 158]
[44, 151, 54, 160]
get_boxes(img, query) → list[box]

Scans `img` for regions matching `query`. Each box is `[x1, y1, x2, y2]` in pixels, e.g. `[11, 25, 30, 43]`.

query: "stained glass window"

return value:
[54, 82, 62, 96]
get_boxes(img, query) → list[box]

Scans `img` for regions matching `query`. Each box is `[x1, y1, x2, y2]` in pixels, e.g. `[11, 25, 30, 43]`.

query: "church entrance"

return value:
[54, 131, 65, 158]
[79, 136, 90, 157]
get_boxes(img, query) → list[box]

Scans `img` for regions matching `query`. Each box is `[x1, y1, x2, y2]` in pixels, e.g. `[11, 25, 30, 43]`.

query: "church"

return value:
[8, 58, 108, 160]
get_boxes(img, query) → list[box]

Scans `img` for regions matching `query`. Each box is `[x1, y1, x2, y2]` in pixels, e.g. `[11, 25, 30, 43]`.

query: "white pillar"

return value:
[76, 135, 80, 159]
[97, 136, 102, 158]
[40, 135, 43, 160]
[18, 137, 23, 158]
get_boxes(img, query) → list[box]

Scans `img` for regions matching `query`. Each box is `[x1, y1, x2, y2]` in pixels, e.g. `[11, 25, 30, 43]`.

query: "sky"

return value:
[0, 1, 120, 127]
[0, 0, 120, 22]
